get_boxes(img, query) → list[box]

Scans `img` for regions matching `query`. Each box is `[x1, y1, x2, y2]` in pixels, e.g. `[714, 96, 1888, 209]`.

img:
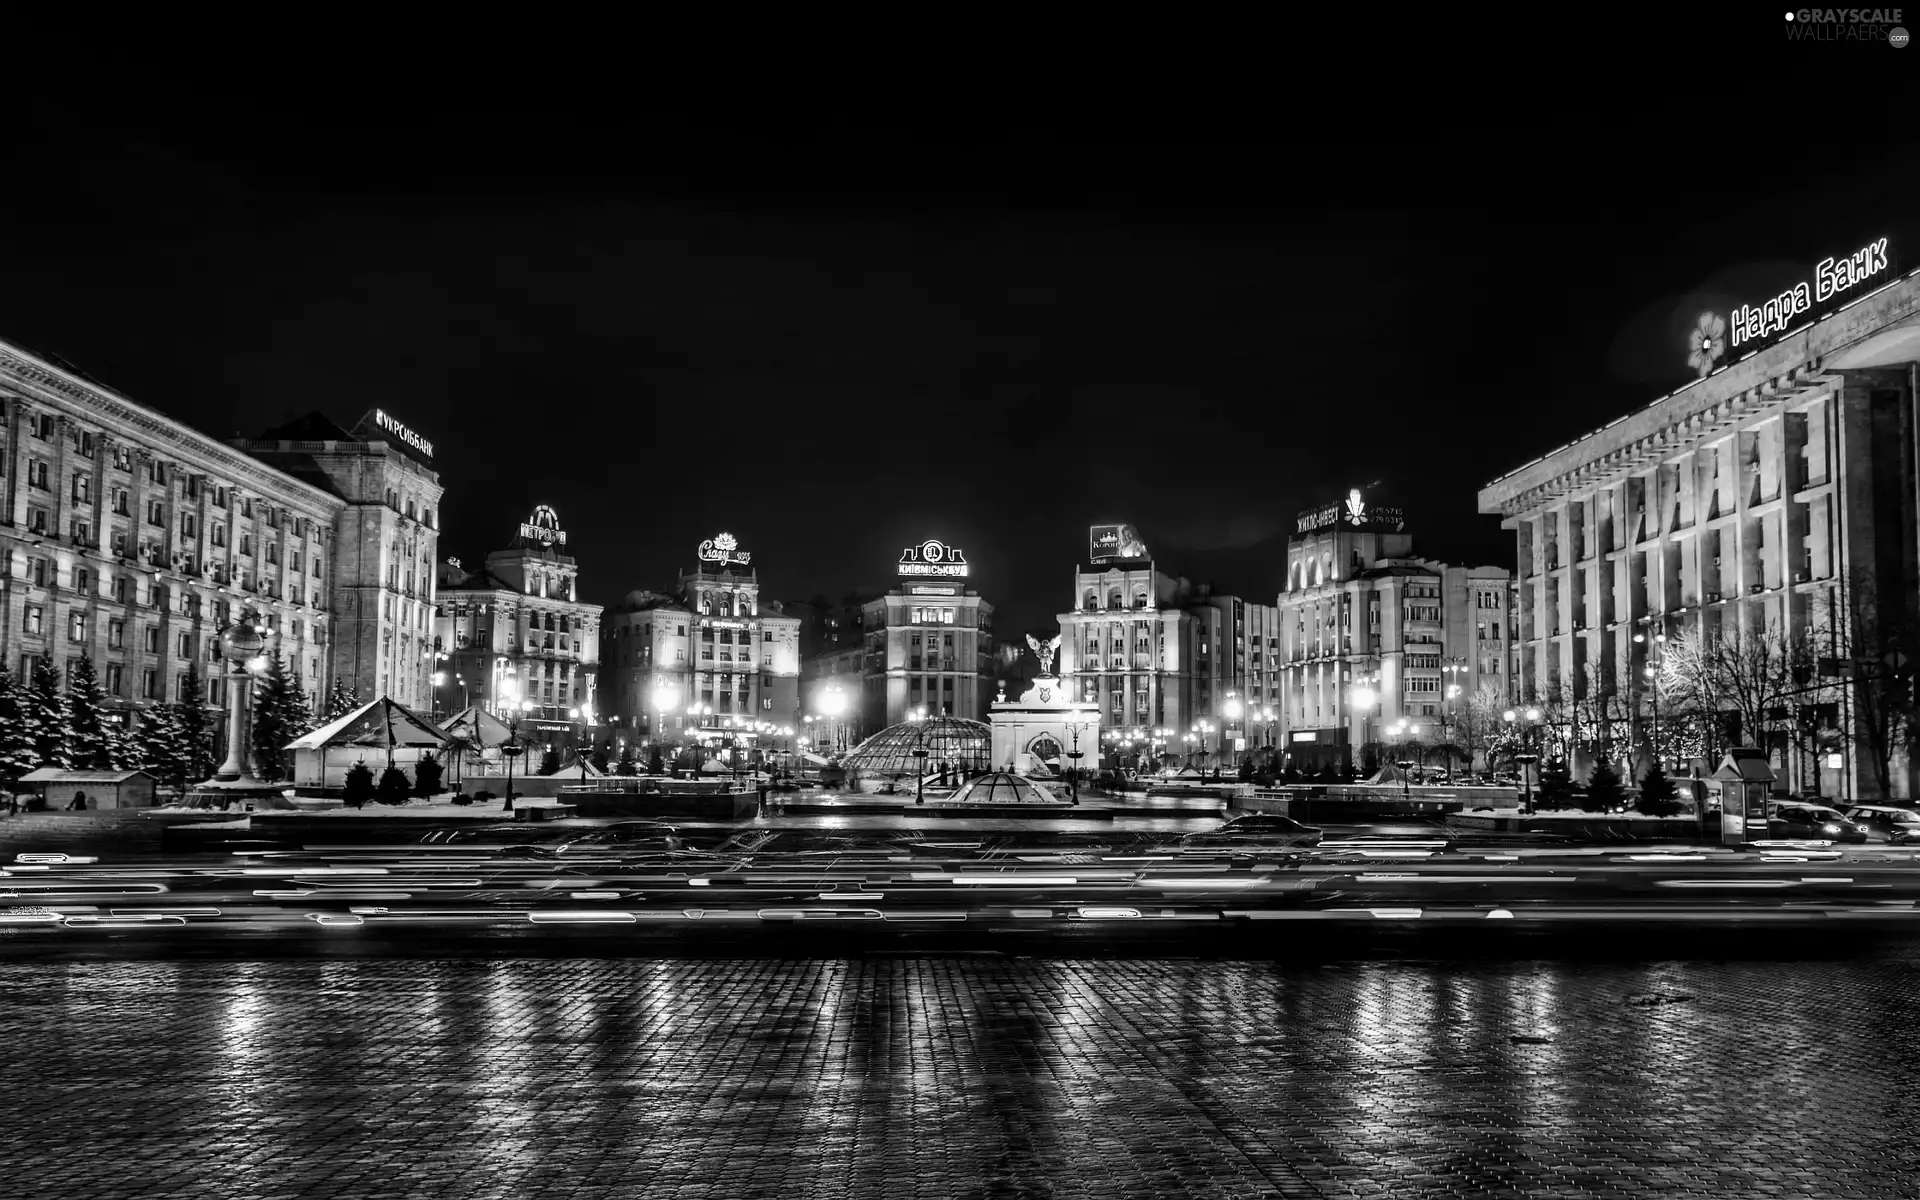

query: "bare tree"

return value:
[1839, 569, 1917, 799]
[1661, 618, 1832, 775]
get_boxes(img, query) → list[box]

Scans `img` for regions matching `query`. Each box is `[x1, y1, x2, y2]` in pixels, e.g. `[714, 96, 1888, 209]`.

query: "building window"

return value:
[105, 664, 123, 696]
[24, 606, 44, 635]
[142, 669, 158, 699]
[28, 460, 49, 489]
[109, 620, 125, 649]
[71, 473, 89, 503]
[145, 626, 160, 652]
[69, 613, 86, 643]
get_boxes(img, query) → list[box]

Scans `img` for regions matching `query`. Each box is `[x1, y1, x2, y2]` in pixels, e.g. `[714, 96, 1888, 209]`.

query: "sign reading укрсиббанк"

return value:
[1730, 236, 1893, 350]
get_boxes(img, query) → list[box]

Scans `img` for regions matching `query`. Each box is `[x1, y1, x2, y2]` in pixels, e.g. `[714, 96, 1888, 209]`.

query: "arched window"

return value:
[1106, 589, 1122, 609]
[1028, 734, 1062, 762]
[1083, 589, 1096, 610]
[1133, 590, 1147, 609]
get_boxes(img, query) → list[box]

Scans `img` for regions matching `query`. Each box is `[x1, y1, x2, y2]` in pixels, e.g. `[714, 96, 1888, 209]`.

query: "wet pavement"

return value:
[5, 952, 1920, 1198]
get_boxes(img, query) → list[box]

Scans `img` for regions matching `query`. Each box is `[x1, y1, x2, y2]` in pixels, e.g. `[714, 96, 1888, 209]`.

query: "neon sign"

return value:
[373, 409, 433, 458]
[1730, 236, 1892, 350]
[899, 539, 969, 578]
[697, 532, 751, 567]
[909, 585, 958, 596]
[518, 505, 567, 546]
[1296, 489, 1405, 535]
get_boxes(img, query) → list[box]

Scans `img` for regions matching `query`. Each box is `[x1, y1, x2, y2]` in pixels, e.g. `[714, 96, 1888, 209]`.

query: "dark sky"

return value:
[6, 31, 1918, 638]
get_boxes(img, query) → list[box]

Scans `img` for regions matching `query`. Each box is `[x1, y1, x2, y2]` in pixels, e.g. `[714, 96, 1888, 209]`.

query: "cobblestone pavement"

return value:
[5, 955, 1920, 1198]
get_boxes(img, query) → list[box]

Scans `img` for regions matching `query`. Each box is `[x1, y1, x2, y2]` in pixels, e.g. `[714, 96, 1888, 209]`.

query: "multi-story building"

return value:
[1480, 251, 1920, 798]
[237, 411, 443, 711]
[859, 537, 994, 729]
[434, 505, 602, 756]
[599, 532, 800, 754]
[787, 592, 879, 659]
[0, 338, 442, 761]
[1278, 489, 1512, 773]
[1056, 525, 1260, 761]
[1207, 595, 1284, 761]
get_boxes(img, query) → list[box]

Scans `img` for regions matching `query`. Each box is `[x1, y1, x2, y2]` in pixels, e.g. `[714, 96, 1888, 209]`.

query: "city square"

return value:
[4, 23, 1920, 1198]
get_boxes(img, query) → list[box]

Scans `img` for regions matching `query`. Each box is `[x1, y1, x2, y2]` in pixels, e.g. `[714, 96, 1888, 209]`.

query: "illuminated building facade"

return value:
[238, 411, 443, 711]
[1056, 525, 1268, 760]
[599, 533, 800, 752]
[1480, 255, 1920, 798]
[0, 338, 443, 758]
[858, 539, 994, 729]
[434, 506, 602, 754]
[1278, 490, 1512, 772]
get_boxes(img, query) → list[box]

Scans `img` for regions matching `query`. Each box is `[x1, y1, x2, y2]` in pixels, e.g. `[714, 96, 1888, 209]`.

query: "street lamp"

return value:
[820, 684, 849, 756]
[1633, 630, 1668, 771]
[1222, 692, 1244, 771]
[1503, 705, 1545, 815]
[1062, 717, 1092, 807]
[500, 697, 536, 814]
[685, 701, 712, 777]
[908, 705, 929, 804]
[1351, 673, 1380, 776]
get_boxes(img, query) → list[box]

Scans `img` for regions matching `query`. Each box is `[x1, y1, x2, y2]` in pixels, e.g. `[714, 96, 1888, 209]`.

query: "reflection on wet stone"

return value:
[4, 956, 1920, 1197]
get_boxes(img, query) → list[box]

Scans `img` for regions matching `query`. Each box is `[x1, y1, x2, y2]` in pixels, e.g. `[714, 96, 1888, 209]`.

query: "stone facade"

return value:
[1479, 267, 1920, 799]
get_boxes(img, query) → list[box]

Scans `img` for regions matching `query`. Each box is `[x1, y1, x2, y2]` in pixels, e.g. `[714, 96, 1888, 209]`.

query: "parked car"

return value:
[1219, 813, 1319, 836]
[1765, 802, 1868, 843]
[1183, 814, 1323, 849]
[1844, 804, 1920, 844]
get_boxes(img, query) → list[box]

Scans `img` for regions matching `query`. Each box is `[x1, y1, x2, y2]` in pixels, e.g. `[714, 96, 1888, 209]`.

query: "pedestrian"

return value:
[68, 790, 88, 812]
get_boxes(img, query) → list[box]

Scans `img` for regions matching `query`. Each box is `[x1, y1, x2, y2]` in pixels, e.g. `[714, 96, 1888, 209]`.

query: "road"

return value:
[6, 826, 1920, 956]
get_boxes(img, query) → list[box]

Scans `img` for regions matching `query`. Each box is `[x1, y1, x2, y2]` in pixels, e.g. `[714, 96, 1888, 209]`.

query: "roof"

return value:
[941, 772, 1059, 806]
[1712, 748, 1777, 783]
[440, 705, 516, 749]
[842, 716, 994, 776]
[19, 769, 156, 784]
[287, 697, 453, 751]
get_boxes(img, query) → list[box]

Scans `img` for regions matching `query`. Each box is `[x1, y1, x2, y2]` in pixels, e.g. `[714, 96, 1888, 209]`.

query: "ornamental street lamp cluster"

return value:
[1503, 705, 1545, 815]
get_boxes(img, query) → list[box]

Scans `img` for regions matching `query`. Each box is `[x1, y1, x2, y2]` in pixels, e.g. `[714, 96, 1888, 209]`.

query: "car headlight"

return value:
[1822, 824, 1841, 834]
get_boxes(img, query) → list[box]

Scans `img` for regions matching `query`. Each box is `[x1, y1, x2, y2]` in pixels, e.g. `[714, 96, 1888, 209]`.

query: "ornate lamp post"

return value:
[1503, 705, 1545, 815]
[1351, 675, 1380, 776]
[185, 611, 283, 809]
[820, 684, 848, 756]
[1062, 717, 1092, 807]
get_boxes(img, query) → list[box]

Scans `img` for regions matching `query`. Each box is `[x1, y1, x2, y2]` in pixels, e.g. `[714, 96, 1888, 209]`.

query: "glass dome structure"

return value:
[841, 716, 993, 777]
[940, 771, 1060, 806]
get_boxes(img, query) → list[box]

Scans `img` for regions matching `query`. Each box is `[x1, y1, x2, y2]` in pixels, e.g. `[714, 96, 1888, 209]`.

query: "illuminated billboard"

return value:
[1088, 524, 1149, 563]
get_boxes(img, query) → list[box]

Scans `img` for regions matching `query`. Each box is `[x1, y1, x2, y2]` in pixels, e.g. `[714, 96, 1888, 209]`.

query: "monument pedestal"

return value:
[180, 777, 293, 811]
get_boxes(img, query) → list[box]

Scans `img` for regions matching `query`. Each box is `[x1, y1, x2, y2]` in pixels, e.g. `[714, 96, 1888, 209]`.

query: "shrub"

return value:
[414, 752, 444, 798]
[449, 794, 473, 807]
[1534, 761, 1575, 810]
[648, 745, 665, 775]
[539, 750, 561, 777]
[615, 743, 638, 777]
[343, 760, 375, 809]
[376, 766, 412, 806]
[471, 790, 495, 803]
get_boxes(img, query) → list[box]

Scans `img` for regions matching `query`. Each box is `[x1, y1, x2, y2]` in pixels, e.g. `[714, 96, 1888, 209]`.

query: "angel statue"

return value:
[1025, 632, 1062, 677]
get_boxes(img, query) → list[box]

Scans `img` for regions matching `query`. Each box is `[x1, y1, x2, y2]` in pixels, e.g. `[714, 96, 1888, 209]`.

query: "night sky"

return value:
[7, 33, 1919, 639]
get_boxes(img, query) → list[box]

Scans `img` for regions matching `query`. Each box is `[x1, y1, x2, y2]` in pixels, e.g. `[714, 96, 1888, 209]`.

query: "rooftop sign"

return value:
[697, 532, 751, 568]
[1089, 523, 1150, 563]
[899, 539, 969, 578]
[518, 505, 567, 547]
[909, 585, 958, 596]
[1296, 489, 1406, 535]
[373, 409, 433, 458]
[1711, 236, 1896, 366]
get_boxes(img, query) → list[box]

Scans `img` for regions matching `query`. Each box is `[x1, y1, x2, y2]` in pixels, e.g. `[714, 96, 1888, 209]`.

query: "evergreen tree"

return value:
[1534, 760, 1575, 810]
[251, 650, 304, 783]
[0, 664, 38, 787]
[324, 680, 361, 721]
[66, 657, 115, 770]
[1585, 759, 1627, 812]
[376, 765, 412, 805]
[615, 743, 638, 776]
[648, 745, 665, 775]
[135, 705, 187, 792]
[176, 665, 214, 787]
[413, 751, 444, 797]
[1636, 763, 1683, 817]
[539, 749, 561, 776]
[26, 662, 74, 771]
[343, 759, 374, 808]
